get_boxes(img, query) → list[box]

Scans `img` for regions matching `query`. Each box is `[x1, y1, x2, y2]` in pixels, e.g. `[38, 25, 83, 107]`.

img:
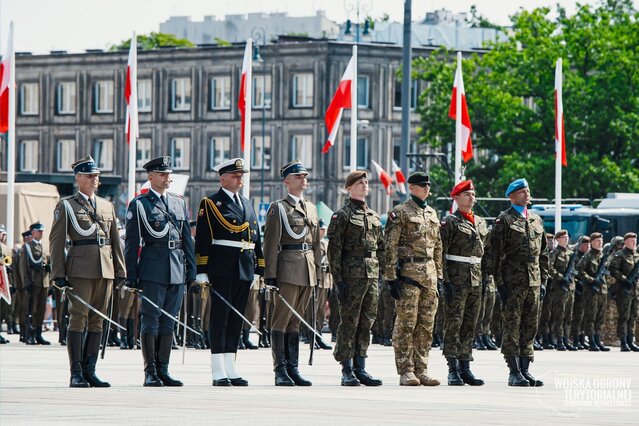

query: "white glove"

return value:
[196, 273, 210, 284]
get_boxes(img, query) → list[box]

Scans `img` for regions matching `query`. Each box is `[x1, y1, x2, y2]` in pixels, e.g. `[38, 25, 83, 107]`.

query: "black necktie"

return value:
[234, 194, 243, 211]
[161, 195, 168, 210]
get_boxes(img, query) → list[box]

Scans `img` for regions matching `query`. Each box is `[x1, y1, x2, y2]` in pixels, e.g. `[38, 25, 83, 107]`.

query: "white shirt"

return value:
[222, 188, 242, 209]
[288, 193, 303, 205]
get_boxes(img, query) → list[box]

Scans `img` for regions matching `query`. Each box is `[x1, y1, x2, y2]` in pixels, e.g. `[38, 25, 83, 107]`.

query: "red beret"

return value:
[450, 180, 475, 197]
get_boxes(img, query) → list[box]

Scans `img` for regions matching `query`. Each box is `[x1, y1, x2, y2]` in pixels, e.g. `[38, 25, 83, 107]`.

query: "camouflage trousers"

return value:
[333, 278, 378, 362]
[583, 287, 606, 335]
[434, 293, 444, 338]
[328, 288, 340, 336]
[372, 281, 395, 338]
[615, 293, 639, 338]
[570, 290, 585, 337]
[538, 288, 553, 336]
[549, 287, 573, 337]
[392, 284, 438, 375]
[443, 284, 481, 361]
[476, 290, 495, 335]
[500, 284, 540, 360]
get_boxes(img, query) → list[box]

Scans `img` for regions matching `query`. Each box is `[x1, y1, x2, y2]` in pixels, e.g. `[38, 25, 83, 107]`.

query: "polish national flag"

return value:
[124, 34, 138, 144]
[238, 42, 251, 152]
[322, 55, 355, 153]
[555, 59, 567, 166]
[391, 161, 406, 195]
[0, 25, 13, 134]
[371, 160, 393, 195]
[448, 60, 473, 163]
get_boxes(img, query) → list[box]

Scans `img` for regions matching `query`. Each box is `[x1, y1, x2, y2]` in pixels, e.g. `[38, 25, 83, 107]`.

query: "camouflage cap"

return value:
[345, 170, 367, 188]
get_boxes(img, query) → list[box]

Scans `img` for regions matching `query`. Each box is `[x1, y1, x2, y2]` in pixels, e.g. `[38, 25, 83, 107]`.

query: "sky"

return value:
[0, 0, 636, 54]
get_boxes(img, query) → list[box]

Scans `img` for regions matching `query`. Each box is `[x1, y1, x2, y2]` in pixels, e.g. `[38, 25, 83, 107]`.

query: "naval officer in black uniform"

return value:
[124, 156, 195, 387]
[195, 158, 264, 386]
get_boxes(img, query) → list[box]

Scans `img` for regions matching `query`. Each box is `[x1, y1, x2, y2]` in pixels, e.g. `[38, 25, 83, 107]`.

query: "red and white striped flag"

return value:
[391, 160, 406, 195]
[371, 160, 392, 195]
[322, 55, 355, 153]
[0, 24, 13, 134]
[238, 42, 251, 152]
[555, 59, 567, 166]
[124, 34, 138, 145]
[449, 59, 473, 163]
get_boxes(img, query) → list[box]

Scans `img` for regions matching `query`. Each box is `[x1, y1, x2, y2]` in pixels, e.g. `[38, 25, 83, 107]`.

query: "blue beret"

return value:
[505, 178, 529, 197]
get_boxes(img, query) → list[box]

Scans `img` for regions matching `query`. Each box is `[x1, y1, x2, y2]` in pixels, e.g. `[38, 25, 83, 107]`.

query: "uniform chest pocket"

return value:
[368, 217, 381, 230]
[349, 217, 365, 227]
[509, 222, 526, 234]
[290, 216, 306, 233]
[458, 224, 473, 235]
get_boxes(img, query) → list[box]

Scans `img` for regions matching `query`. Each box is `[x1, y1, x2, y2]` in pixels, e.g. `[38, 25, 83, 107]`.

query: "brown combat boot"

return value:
[416, 371, 440, 386]
[399, 372, 420, 386]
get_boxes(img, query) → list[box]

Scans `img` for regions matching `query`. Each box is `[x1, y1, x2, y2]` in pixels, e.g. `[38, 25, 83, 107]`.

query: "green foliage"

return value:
[413, 0, 639, 200]
[109, 32, 195, 51]
[214, 37, 232, 47]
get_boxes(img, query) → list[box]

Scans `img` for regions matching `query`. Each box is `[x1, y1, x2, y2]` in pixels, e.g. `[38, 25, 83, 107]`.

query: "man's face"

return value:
[31, 230, 43, 240]
[556, 235, 569, 248]
[454, 190, 476, 210]
[625, 237, 637, 251]
[76, 173, 99, 194]
[220, 171, 245, 193]
[284, 173, 308, 193]
[149, 171, 172, 191]
[409, 182, 431, 200]
[591, 238, 603, 250]
[509, 187, 531, 207]
[579, 241, 591, 253]
[347, 178, 369, 199]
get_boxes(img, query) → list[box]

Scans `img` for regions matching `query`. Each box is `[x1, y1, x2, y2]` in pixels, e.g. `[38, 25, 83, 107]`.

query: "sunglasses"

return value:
[413, 182, 431, 187]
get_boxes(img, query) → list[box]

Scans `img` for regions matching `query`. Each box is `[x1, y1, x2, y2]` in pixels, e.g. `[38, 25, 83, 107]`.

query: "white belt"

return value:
[445, 254, 482, 265]
[212, 239, 255, 250]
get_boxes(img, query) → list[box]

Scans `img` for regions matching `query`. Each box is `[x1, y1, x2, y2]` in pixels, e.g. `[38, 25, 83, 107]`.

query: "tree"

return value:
[109, 32, 195, 51]
[413, 0, 639, 200]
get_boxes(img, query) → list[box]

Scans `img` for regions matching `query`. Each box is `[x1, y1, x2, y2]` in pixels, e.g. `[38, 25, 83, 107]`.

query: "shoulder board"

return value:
[61, 195, 74, 201]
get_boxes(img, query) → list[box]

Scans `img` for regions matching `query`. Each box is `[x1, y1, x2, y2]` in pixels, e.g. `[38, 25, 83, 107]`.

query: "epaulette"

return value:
[61, 195, 74, 201]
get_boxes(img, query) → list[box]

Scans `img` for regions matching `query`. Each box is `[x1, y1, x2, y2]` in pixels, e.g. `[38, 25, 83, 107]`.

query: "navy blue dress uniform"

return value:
[194, 158, 264, 386]
[124, 156, 195, 387]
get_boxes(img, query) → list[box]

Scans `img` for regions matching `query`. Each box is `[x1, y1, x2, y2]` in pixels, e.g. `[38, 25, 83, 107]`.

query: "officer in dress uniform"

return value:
[124, 156, 195, 387]
[195, 158, 264, 386]
[49, 156, 126, 388]
[263, 160, 321, 387]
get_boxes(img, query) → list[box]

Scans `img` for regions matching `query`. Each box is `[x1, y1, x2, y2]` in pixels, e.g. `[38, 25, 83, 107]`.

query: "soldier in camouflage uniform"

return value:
[440, 180, 487, 386]
[537, 233, 555, 350]
[570, 237, 591, 349]
[609, 232, 639, 352]
[374, 279, 395, 346]
[486, 178, 549, 387]
[476, 275, 498, 350]
[576, 232, 611, 351]
[383, 172, 442, 387]
[328, 171, 384, 386]
[546, 230, 578, 351]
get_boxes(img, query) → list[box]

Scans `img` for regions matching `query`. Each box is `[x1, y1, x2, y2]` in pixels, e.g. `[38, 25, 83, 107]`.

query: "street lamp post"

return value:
[344, 0, 372, 43]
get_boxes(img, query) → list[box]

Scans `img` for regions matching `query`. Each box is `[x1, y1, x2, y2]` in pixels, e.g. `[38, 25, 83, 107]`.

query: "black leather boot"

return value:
[594, 335, 610, 352]
[119, 317, 128, 349]
[589, 334, 600, 351]
[59, 321, 67, 346]
[83, 332, 110, 387]
[555, 335, 566, 351]
[572, 335, 581, 350]
[578, 334, 588, 349]
[316, 332, 332, 350]
[563, 336, 577, 351]
[126, 319, 135, 350]
[35, 328, 51, 345]
[627, 335, 639, 352]
[67, 331, 89, 388]
[353, 355, 382, 386]
[141, 334, 163, 387]
[259, 329, 271, 348]
[156, 335, 182, 386]
[25, 317, 36, 345]
[340, 359, 361, 386]
[505, 356, 529, 387]
[483, 334, 498, 350]
[271, 331, 294, 386]
[620, 336, 631, 352]
[475, 335, 486, 350]
[518, 357, 543, 387]
[542, 333, 555, 350]
[242, 329, 258, 350]
[285, 333, 312, 386]
[446, 358, 464, 386]
[458, 360, 484, 386]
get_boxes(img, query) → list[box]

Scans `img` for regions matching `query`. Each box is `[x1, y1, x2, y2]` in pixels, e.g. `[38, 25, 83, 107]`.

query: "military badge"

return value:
[126, 211, 133, 220]
[235, 159, 243, 168]
[216, 201, 222, 207]
[389, 211, 397, 221]
[155, 221, 160, 227]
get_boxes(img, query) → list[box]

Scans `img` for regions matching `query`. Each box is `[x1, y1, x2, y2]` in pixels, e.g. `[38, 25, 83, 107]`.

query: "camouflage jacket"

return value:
[382, 198, 442, 285]
[327, 200, 384, 283]
[486, 207, 549, 287]
[609, 248, 639, 297]
[319, 238, 333, 289]
[577, 248, 606, 294]
[440, 210, 488, 287]
[549, 245, 575, 290]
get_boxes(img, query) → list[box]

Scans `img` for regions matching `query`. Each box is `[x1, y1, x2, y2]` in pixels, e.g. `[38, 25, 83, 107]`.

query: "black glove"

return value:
[592, 278, 604, 288]
[481, 278, 488, 294]
[335, 281, 349, 304]
[388, 280, 402, 300]
[125, 279, 139, 290]
[444, 281, 454, 304]
[437, 279, 444, 298]
[496, 285, 507, 304]
[44, 263, 52, 273]
[54, 278, 69, 289]
[264, 278, 278, 289]
[114, 277, 125, 289]
[540, 284, 547, 300]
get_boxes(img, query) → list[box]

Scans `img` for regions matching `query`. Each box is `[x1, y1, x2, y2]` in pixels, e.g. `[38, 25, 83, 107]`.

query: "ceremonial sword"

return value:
[203, 282, 262, 335]
[52, 283, 126, 331]
[267, 286, 327, 345]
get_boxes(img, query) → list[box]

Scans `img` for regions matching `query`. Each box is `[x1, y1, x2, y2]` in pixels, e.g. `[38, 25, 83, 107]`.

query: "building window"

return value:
[291, 73, 313, 107]
[252, 74, 272, 109]
[343, 137, 369, 170]
[138, 79, 152, 112]
[136, 138, 152, 169]
[93, 139, 114, 171]
[19, 140, 38, 172]
[357, 76, 370, 108]
[252, 135, 271, 170]
[211, 76, 231, 110]
[209, 137, 231, 170]
[94, 80, 114, 114]
[56, 139, 76, 171]
[170, 78, 191, 112]
[170, 137, 190, 170]
[56, 82, 76, 115]
[19, 83, 39, 115]
[289, 135, 312, 169]
[393, 79, 418, 109]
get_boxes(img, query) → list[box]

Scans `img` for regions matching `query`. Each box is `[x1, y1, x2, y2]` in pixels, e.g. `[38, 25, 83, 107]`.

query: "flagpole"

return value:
[554, 58, 563, 231]
[454, 51, 462, 185]
[350, 45, 357, 172]
[127, 32, 138, 204]
[6, 22, 15, 248]
[242, 38, 253, 199]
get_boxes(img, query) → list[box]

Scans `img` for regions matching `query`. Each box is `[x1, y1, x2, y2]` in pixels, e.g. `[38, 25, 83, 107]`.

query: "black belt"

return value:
[281, 243, 314, 251]
[71, 238, 111, 247]
[400, 276, 427, 290]
[144, 240, 183, 249]
[399, 256, 429, 264]
[344, 250, 377, 258]
[507, 255, 538, 263]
